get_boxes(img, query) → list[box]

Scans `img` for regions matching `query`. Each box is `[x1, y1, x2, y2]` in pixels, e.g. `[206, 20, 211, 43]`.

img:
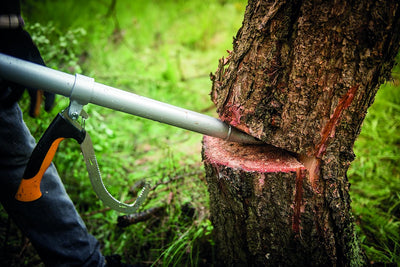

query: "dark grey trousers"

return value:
[0, 103, 105, 266]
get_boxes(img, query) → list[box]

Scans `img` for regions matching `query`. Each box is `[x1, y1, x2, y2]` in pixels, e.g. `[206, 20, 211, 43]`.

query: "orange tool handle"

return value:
[15, 113, 86, 202]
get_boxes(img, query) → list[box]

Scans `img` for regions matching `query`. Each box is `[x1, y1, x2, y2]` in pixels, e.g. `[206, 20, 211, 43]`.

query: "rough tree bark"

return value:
[203, 0, 400, 266]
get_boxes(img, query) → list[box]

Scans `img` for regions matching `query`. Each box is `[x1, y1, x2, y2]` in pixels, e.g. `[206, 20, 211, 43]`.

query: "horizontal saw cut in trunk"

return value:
[202, 136, 328, 265]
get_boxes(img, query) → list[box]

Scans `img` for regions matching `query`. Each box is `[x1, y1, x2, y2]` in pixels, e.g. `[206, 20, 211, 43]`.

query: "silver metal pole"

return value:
[0, 53, 261, 144]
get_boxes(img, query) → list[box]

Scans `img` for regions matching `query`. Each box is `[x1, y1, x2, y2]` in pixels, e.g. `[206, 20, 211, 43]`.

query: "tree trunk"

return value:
[204, 0, 400, 265]
[203, 136, 318, 265]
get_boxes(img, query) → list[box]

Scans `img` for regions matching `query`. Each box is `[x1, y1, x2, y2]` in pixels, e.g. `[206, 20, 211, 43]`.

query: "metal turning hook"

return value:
[80, 132, 149, 213]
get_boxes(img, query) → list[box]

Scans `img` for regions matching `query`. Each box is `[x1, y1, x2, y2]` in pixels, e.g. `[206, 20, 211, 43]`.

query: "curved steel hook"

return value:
[81, 133, 149, 213]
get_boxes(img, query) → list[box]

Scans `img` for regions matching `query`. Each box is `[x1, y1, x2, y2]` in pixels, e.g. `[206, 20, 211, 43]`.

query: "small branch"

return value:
[83, 170, 204, 216]
[117, 206, 165, 228]
[105, 0, 117, 18]
[150, 170, 203, 191]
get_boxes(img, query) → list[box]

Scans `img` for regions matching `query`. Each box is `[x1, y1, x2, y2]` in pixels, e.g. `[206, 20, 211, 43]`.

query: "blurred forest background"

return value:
[0, 0, 399, 266]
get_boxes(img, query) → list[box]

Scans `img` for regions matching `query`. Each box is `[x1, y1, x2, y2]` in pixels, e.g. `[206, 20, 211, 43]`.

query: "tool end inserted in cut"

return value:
[225, 126, 263, 145]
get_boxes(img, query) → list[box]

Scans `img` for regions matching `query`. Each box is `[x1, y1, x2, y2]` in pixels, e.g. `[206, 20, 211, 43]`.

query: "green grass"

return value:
[1, 0, 398, 265]
[16, 0, 246, 266]
[348, 78, 400, 265]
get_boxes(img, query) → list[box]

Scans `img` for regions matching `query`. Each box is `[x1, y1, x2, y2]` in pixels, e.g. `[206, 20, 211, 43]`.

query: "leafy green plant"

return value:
[19, 21, 87, 138]
[27, 22, 86, 73]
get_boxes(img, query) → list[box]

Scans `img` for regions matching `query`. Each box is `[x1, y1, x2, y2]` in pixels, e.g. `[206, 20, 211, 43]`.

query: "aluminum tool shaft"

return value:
[0, 53, 261, 144]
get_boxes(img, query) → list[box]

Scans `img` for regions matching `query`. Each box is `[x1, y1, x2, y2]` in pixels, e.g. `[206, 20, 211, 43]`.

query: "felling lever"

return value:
[15, 103, 150, 213]
[0, 53, 261, 213]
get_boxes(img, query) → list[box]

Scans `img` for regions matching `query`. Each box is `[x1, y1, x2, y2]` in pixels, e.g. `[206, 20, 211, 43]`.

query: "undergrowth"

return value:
[1, 0, 246, 266]
[0, 0, 399, 266]
[348, 71, 400, 264]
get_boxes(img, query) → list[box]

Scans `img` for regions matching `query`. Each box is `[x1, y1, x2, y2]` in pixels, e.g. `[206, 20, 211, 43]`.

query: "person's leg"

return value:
[0, 103, 105, 266]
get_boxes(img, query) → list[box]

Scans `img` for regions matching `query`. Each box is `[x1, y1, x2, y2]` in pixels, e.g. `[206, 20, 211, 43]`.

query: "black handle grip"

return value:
[15, 113, 86, 202]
